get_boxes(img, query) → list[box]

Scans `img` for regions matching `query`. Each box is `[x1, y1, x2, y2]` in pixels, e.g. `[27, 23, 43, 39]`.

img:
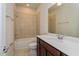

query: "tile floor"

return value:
[15, 48, 37, 56]
[15, 48, 31, 56]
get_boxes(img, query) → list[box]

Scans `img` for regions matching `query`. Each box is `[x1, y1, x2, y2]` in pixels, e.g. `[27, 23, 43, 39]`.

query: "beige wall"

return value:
[36, 12, 40, 35]
[49, 3, 79, 37]
[15, 6, 38, 39]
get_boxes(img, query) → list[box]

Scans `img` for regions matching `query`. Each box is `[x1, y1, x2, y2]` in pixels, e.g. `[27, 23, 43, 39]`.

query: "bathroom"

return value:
[1, 3, 79, 56]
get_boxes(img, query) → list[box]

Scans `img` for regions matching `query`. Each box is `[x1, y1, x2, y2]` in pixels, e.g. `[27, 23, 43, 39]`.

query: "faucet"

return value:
[57, 33, 64, 40]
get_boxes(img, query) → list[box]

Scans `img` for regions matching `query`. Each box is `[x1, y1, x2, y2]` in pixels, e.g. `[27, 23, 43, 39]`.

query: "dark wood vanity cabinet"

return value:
[37, 37, 67, 56]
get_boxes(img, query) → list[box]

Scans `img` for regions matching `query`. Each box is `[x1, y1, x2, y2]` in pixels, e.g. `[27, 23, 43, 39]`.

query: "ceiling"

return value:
[16, 3, 40, 10]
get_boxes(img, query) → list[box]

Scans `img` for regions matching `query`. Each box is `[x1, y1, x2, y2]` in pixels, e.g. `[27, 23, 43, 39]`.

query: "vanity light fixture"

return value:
[57, 3, 62, 6]
[26, 4, 30, 7]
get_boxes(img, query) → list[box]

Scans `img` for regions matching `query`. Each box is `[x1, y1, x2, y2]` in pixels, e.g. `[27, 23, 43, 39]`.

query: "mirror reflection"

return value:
[48, 3, 79, 37]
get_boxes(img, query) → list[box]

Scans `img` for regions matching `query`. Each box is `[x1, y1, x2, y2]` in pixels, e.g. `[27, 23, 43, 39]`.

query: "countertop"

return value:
[37, 33, 79, 56]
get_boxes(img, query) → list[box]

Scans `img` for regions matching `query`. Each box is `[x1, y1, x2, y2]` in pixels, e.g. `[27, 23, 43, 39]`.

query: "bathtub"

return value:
[15, 37, 37, 49]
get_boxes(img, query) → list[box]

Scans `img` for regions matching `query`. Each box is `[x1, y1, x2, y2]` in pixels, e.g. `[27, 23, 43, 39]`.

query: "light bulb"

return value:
[26, 4, 30, 7]
[57, 3, 62, 6]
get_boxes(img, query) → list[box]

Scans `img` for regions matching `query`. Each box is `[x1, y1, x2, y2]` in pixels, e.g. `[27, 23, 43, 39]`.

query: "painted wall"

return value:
[0, 3, 4, 55]
[0, 3, 15, 55]
[36, 12, 40, 35]
[37, 3, 54, 34]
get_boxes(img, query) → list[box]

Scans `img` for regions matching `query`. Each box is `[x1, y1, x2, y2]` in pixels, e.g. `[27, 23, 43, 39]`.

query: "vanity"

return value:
[37, 33, 79, 56]
[37, 37, 67, 56]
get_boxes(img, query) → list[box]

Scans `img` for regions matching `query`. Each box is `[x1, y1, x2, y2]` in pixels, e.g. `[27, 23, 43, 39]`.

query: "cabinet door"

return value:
[40, 45, 46, 56]
[47, 51, 53, 56]
[37, 38, 46, 56]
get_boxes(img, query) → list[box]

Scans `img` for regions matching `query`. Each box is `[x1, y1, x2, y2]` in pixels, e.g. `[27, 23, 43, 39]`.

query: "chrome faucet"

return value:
[57, 33, 64, 40]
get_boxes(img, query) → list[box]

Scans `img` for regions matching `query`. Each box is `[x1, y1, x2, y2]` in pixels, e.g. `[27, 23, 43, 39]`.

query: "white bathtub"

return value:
[15, 37, 37, 49]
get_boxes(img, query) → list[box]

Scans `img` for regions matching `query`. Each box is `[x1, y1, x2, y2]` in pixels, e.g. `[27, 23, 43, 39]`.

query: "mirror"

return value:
[48, 3, 79, 37]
